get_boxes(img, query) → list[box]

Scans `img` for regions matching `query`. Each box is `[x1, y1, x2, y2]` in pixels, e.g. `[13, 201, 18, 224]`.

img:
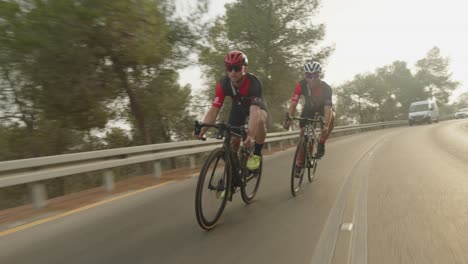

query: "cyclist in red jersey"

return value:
[193, 51, 268, 170]
[283, 61, 335, 158]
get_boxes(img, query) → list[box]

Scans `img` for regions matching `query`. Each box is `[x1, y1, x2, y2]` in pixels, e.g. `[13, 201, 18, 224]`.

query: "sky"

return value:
[178, 0, 468, 102]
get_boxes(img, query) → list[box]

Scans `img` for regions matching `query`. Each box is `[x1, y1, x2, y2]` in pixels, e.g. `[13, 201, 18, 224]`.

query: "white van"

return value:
[408, 100, 439, 126]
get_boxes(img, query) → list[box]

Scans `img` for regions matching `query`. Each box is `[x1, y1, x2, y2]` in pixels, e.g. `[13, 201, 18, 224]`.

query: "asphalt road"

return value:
[1, 120, 468, 264]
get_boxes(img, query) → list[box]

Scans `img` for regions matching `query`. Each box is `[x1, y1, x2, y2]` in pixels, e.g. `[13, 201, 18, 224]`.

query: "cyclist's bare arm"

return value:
[194, 106, 220, 138]
[288, 101, 299, 118]
[202, 106, 220, 132]
[247, 105, 261, 139]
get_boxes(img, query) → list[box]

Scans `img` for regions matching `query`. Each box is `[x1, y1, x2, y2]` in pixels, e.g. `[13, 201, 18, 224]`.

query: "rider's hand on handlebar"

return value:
[192, 131, 205, 140]
[282, 112, 292, 130]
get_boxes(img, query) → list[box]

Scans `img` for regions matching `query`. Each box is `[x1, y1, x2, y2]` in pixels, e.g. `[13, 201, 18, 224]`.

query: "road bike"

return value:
[193, 121, 263, 230]
[290, 113, 324, 196]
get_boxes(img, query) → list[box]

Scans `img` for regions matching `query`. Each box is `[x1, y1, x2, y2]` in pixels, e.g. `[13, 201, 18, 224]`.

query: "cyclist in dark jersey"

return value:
[193, 51, 268, 170]
[283, 61, 335, 158]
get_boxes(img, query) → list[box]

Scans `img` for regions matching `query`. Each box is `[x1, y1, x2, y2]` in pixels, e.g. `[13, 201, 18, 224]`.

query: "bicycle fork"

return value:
[304, 136, 316, 168]
[207, 157, 227, 200]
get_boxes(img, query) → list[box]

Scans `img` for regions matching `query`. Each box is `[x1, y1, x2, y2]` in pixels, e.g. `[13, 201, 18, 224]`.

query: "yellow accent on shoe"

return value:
[246, 155, 261, 170]
[217, 190, 225, 200]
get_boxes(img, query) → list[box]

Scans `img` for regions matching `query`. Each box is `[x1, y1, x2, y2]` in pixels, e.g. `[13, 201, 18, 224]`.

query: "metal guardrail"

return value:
[0, 120, 407, 208]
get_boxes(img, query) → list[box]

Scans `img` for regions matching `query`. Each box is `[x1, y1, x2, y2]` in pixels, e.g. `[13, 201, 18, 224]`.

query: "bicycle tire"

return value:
[291, 138, 306, 196]
[241, 156, 263, 204]
[307, 139, 317, 182]
[195, 148, 230, 230]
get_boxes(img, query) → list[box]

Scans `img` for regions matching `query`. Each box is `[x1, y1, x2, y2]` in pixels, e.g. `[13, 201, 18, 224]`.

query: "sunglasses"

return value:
[226, 65, 243, 72]
[305, 72, 320, 79]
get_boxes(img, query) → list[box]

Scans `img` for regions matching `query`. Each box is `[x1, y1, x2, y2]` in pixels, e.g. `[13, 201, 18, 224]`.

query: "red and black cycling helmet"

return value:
[224, 50, 248, 66]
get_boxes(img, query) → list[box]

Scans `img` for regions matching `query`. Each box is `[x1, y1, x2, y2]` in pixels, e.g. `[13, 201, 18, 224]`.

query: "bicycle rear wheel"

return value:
[291, 138, 306, 196]
[241, 156, 263, 204]
[195, 148, 231, 230]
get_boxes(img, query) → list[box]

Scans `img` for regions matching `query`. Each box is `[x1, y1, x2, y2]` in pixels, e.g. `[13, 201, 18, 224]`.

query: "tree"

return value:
[415, 47, 459, 104]
[103, 128, 132, 149]
[134, 69, 196, 143]
[454, 92, 468, 109]
[375, 61, 424, 119]
[199, 0, 333, 127]
[335, 74, 380, 124]
[334, 48, 459, 124]
[0, 0, 207, 162]
[335, 80, 362, 124]
[0, 0, 119, 130]
[336, 62, 422, 123]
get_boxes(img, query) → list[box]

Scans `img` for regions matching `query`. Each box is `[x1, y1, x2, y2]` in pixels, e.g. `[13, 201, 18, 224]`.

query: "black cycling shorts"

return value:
[228, 104, 249, 136]
[228, 104, 268, 136]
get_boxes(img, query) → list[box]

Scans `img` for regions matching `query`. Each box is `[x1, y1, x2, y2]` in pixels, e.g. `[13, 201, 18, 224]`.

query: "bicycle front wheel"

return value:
[307, 139, 317, 183]
[241, 156, 263, 204]
[195, 148, 231, 230]
[291, 138, 306, 196]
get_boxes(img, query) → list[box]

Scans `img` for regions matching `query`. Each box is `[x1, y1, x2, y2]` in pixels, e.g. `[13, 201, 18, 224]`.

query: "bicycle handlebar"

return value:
[291, 117, 324, 123]
[193, 121, 245, 141]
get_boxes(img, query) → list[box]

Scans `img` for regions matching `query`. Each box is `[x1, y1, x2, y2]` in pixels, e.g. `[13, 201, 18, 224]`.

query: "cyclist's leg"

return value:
[329, 110, 335, 134]
[230, 136, 241, 152]
[299, 109, 309, 136]
[296, 111, 310, 166]
[253, 109, 267, 143]
[253, 109, 267, 153]
[228, 105, 247, 153]
[228, 107, 245, 185]
[319, 110, 335, 143]
[317, 110, 333, 157]
[299, 127, 305, 137]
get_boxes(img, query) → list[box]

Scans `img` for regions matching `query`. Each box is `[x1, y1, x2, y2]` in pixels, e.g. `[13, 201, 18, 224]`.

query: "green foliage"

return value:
[0, 0, 206, 161]
[0, 121, 84, 161]
[199, 0, 333, 126]
[415, 47, 459, 104]
[455, 92, 468, 109]
[336, 47, 459, 124]
[103, 127, 132, 148]
[132, 69, 196, 143]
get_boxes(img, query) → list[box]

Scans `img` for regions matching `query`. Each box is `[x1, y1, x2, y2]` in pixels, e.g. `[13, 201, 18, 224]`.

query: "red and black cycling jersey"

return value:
[291, 79, 333, 114]
[212, 73, 267, 111]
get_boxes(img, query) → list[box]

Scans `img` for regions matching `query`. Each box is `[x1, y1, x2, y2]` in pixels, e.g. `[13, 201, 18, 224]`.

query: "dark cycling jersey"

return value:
[212, 73, 267, 111]
[291, 80, 333, 115]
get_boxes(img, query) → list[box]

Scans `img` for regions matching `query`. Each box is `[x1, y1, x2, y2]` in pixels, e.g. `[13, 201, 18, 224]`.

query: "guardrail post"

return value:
[153, 161, 162, 179]
[267, 143, 272, 152]
[31, 183, 47, 209]
[279, 141, 284, 149]
[189, 156, 196, 169]
[103, 170, 114, 191]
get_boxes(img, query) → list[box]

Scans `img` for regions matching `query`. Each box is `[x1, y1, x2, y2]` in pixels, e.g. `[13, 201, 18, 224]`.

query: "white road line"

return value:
[309, 134, 390, 264]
